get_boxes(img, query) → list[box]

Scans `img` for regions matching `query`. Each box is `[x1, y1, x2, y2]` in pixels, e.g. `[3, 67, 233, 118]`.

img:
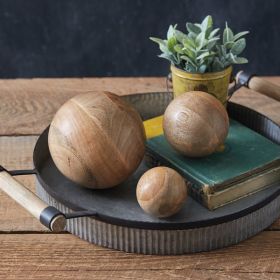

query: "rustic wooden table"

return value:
[0, 77, 279, 280]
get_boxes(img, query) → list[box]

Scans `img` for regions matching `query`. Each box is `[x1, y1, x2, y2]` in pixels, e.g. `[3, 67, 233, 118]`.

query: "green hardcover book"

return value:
[146, 119, 280, 210]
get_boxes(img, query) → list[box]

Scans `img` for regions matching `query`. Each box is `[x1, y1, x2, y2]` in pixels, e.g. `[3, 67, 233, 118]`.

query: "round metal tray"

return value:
[33, 99, 280, 254]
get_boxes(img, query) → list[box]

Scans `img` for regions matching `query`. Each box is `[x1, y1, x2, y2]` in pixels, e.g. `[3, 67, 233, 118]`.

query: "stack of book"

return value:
[144, 117, 280, 210]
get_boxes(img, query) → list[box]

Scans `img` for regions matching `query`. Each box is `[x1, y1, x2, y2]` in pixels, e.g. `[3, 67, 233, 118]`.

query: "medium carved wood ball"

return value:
[136, 167, 187, 218]
[48, 92, 146, 189]
[163, 91, 229, 157]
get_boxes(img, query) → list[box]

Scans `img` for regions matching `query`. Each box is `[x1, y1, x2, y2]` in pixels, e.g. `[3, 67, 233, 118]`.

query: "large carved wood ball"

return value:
[136, 167, 187, 218]
[48, 92, 146, 189]
[163, 91, 229, 157]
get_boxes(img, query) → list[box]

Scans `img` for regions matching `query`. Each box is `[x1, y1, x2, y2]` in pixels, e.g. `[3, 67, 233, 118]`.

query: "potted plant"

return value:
[150, 15, 249, 105]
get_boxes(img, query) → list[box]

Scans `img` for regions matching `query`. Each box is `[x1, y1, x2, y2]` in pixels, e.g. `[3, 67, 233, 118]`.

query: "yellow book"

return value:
[143, 115, 163, 139]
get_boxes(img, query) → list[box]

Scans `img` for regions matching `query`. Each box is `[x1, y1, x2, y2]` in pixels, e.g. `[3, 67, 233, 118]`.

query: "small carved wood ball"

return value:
[163, 91, 229, 157]
[136, 167, 187, 218]
[48, 92, 146, 189]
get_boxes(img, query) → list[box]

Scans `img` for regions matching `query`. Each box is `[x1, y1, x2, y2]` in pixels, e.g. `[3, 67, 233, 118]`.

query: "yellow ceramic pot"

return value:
[171, 65, 232, 105]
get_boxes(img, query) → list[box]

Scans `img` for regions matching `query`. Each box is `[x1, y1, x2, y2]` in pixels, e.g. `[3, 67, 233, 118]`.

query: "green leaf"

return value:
[197, 51, 213, 60]
[188, 32, 197, 40]
[186, 22, 201, 34]
[208, 37, 220, 43]
[181, 55, 197, 67]
[167, 24, 178, 39]
[215, 45, 222, 56]
[160, 44, 169, 53]
[234, 57, 248, 64]
[212, 58, 224, 71]
[228, 53, 236, 62]
[158, 53, 171, 61]
[198, 64, 207, 73]
[205, 26, 212, 38]
[209, 28, 220, 39]
[231, 38, 246, 55]
[216, 45, 227, 58]
[167, 25, 174, 39]
[182, 47, 196, 60]
[174, 30, 188, 43]
[150, 37, 165, 45]
[221, 45, 227, 57]
[207, 42, 217, 50]
[182, 37, 196, 49]
[150, 37, 169, 53]
[184, 64, 196, 73]
[201, 15, 213, 32]
[195, 32, 206, 49]
[174, 44, 184, 54]
[224, 41, 234, 49]
[167, 37, 177, 51]
[176, 52, 182, 64]
[233, 31, 249, 41]
[206, 37, 219, 49]
[158, 53, 176, 64]
[223, 22, 234, 44]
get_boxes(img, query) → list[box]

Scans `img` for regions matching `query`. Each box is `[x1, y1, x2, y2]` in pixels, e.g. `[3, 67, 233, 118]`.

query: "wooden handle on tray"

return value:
[0, 169, 66, 232]
[249, 76, 280, 101]
[237, 72, 280, 101]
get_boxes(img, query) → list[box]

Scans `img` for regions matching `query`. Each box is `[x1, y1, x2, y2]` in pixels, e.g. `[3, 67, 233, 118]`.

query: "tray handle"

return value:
[0, 166, 66, 232]
[248, 76, 280, 102]
[236, 71, 280, 102]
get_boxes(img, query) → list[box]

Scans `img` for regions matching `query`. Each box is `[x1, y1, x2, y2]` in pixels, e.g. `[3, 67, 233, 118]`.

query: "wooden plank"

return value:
[0, 232, 280, 279]
[0, 135, 279, 232]
[0, 135, 37, 170]
[0, 77, 279, 136]
[0, 77, 166, 135]
[1, 269, 279, 280]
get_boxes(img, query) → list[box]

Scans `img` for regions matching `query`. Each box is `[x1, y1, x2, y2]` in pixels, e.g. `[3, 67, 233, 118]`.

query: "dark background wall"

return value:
[0, 0, 278, 78]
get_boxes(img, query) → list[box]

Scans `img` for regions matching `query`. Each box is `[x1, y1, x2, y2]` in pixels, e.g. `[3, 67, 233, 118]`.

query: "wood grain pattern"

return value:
[0, 77, 166, 135]
[0, 135, 37, 170]
[0, 232, 280, 279]
[2, 271, 278, 280]
[136, 167, 187, 218]
[248, 76, 280, 102]
[0, 171, 65, 230]
[49, 92, 146, 188]
[236, 72, 280, 102]
[163, 91, 229, 157]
